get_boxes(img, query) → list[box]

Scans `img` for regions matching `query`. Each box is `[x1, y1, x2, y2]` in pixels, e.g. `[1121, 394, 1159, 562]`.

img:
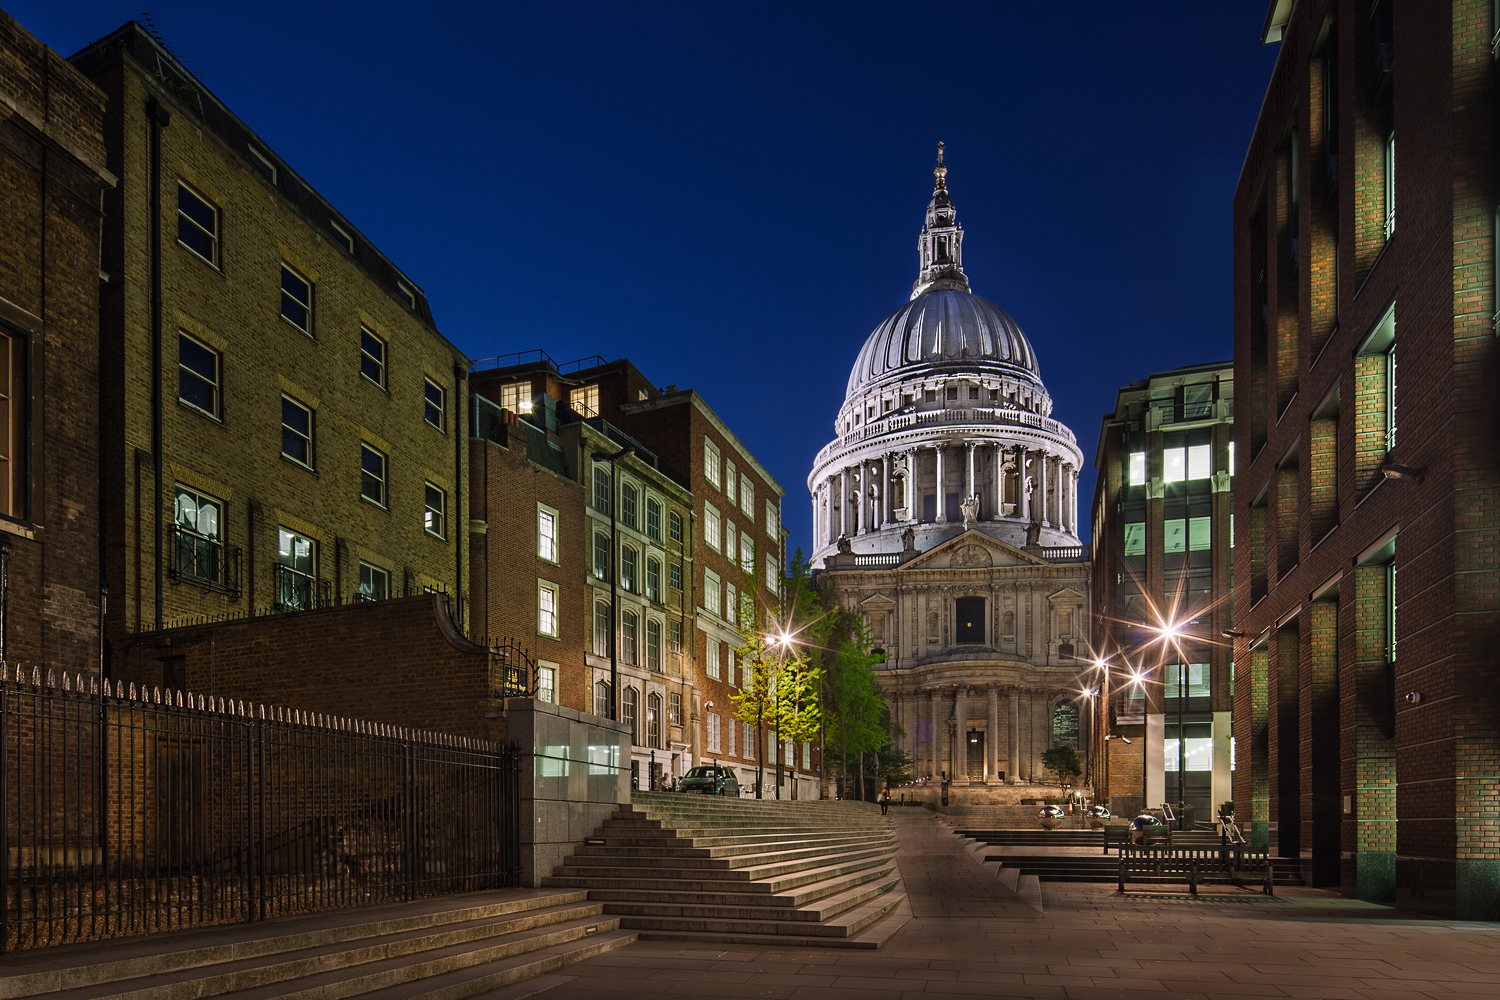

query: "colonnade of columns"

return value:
[814, 441, 1080, 546]
[894, 683, 1061, 785]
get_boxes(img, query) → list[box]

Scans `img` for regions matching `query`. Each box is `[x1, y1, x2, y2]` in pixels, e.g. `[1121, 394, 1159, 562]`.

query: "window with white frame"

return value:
[1189, 516, 1212, 551]
[765, 500, 778, 538]
[276, 528, 316, 610]
[669, 562, 682, 591]
[765, 553, 779, 592]
[538, 581, 559, 637]
[739, 474, 753, 517]
[280, 264, 313, 335]
[360, 328, 386, 387]
[743, 723, 755, 759]
[173, 486, 224, 586]
[726, 648, 736, 687]
[570, 384, 599, 418]
[707, 712, 721, 753]
[621, 610, 638, 665]
[538, 505, 558, 562]
[646, 496, 661, 539]
[1163, 447, 1186, 484]
[646, 557, 661, 602]
[669, 691, 682, 727]
[646, 618, 662, 671]
[593, 531, 610, 580]
[424, 483, 446, 538]
[704, 503, 721, 551]
[704, 439, 721, 488]
[537, 663, 556, 704]
[357, 561, 388, 602]
[592, 464, 612, 514]
[397, 282, 416, 310]
[724, 521, 736, 564]
[740, 534, 754, 575]
[725, 460, 737, 504]
[329, 219, 353, 253]
[669, 510, 683, 542]
[727, 716, 736, 756]
[647, 692, 662, 748]
[725, 582, 737, 625]
[424, 379, 445, 431]
[594, 680, 610, 719]
[178, 333, 220, 418]
[360, 444, 387, 507]
[593, 600, 610, 656]
[248, 145, 277, 183]
[620, 481, 638, 529]
[802, 741, 811, 769]
[281, 397, 314, 468]
[704, 569, 721, 617]
[623, 686, 639, 745]
[497, 382, 532, 414]
[621, 545, 637, 593]
[1124, 521, 1145, 557]
[177, 183, 218, 266]
[706, 640, 721, 680]
[668, 619, 682, 654]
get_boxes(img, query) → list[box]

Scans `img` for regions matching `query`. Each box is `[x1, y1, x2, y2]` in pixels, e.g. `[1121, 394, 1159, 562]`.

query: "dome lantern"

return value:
[913, 141, 969, 299]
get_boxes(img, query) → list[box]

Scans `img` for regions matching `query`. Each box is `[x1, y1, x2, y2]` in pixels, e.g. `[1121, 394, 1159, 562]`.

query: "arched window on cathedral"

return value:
[1052, 702, 1080, 750]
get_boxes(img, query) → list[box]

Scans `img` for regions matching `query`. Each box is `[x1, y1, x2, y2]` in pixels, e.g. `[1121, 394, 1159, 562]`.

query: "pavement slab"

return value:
[492, 809, 1500, 1000]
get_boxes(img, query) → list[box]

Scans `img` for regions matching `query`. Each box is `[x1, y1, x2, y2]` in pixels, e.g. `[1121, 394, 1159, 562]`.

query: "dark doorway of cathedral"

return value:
[966, 729, 985, 782]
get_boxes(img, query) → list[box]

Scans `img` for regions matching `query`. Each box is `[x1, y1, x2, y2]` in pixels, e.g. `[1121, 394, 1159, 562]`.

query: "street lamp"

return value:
[604, 446, 634, 721]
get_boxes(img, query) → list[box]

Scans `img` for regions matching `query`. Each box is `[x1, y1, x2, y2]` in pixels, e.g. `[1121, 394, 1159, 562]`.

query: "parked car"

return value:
[678, 765, 740, 796]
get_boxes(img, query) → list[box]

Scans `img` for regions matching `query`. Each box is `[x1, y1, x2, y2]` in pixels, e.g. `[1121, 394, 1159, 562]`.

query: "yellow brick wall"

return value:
[110, 59, 468, 634]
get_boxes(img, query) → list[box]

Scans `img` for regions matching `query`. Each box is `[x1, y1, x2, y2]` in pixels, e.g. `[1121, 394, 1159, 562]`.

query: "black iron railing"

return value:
[169, 524, 242, 599]
[0, 664, 520, 952]
[272, 564, 331, 612]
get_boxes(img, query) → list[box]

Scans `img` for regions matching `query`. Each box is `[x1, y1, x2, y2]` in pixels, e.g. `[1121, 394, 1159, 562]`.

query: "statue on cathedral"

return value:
[1026, 519, 1042, 547]
[901, 525, 916, 551]
[959, 494, 980, 529]
[836, 534, 853, 554]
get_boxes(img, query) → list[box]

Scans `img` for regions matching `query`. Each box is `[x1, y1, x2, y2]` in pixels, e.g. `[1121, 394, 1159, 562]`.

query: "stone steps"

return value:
[0, 891, 635, 1000]
[549, 793, 911, 948]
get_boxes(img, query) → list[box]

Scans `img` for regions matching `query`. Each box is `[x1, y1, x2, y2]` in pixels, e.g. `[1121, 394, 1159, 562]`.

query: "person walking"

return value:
[879, 786, 890, 816]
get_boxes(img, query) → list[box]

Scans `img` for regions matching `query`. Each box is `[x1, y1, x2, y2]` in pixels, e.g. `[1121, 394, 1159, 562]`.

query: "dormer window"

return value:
[397, 282, 416, 310]
[248, 145, 277, 184]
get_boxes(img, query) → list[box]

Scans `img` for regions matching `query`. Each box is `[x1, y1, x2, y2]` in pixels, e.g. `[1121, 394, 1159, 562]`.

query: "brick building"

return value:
[1234, 1, 1499, 918]
[0, 12, 114, 674]
[68, 23, 470, 678]
[1089, 362, 1235, 821]
[469, 354, 805, 795]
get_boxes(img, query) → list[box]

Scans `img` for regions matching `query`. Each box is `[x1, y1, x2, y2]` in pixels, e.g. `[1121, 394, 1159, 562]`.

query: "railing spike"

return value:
[0, 661, 8, 683]
[128, 681, 137, 700]
[46, 667, 55, 688]
[152, 686, 161, 704]
[62, 672, 71, 692]
[258, 703, 265, 720]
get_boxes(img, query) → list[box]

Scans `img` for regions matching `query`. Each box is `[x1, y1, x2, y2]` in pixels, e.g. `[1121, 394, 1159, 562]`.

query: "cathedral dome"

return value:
[844, 289, 1040, 401]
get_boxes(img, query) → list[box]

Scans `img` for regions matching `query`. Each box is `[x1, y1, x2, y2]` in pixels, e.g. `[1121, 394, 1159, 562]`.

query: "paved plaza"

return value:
[503, 811, 1500, 1000]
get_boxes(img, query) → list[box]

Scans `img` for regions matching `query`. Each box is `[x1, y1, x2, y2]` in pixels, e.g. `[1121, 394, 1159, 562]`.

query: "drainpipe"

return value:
[454, 361, 466, 632]
[146, 96, 170, 632]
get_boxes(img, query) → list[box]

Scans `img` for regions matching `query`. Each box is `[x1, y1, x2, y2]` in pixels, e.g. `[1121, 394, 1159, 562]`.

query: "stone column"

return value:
[904, 447, 917, 519]
[993, 443, 1005, 519]
[880, 453, 891, 526]
[965, 441, 976, 500]
[1007, 685, 1020, 783]
[855, 464, 865, 535]
[987, 683, 999, 783]
[1020, 451, 1031, 522]
[954, 684, 969, 783]
[934, 445, 946, 523]
[1038, 453, 1050, 527]
[925, 687, 938, 778]
[838, 468, 849, 538]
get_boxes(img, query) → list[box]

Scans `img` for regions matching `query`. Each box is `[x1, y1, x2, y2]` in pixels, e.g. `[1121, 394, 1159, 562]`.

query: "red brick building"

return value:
[0, 11, 114, 674]
[1234, 0, 1499, 918]
[470, 354, 811, 796]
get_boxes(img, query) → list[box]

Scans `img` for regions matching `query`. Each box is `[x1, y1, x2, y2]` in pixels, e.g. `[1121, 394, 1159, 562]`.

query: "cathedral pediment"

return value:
[898, 529, 1047, 571]
[1048, 587, 1087, 603]
[858, 592, 896, 609]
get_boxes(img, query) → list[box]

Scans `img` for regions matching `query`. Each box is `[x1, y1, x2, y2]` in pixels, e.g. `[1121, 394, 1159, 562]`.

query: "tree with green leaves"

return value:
[820, 618, 889, 801]
[729, 549, 827, 798]
[1041, 744, 1082, 785]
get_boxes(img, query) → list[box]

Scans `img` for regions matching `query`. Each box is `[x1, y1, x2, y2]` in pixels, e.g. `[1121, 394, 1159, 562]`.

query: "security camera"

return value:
[1404, 691, 1422, 705]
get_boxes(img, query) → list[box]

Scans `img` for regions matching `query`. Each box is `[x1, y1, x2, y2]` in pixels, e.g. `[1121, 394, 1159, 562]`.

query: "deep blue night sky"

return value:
[28, 2, 1278, 557]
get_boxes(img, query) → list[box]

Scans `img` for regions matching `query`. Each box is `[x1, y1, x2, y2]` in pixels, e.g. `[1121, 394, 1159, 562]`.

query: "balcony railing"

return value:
[272, 564, 331, 613]
[813, 405, 1079, 469]
[168, 524, 242, 599]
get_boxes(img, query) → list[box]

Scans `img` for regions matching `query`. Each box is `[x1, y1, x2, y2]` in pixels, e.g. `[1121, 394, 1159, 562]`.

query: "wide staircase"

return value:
[542, 792, 910, 948]
[0, 889, 633, 1000]
[957, 827, 1307, 887]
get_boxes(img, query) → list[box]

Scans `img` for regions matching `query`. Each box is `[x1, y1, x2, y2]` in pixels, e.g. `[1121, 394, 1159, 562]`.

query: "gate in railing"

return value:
[0, 664, 521, 952]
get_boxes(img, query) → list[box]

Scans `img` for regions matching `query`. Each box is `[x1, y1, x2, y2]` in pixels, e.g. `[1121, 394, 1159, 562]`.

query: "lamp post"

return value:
[1176, 660, 1187, 830]
[605, 446, 634, 721]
